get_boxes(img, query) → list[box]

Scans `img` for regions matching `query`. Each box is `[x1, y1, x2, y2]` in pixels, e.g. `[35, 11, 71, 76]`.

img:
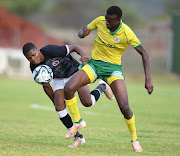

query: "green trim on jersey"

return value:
[134, 43, 142, 48]
[110, 21, 122, 35]
[75, 118, 83, 124]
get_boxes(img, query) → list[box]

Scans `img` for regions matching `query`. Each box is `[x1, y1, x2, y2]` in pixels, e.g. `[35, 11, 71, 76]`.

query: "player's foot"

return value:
[68, 135, 85, 147]
[65, 119, 86, 139]
[99, 80, 114, 100]
[132, 140, 143, 152]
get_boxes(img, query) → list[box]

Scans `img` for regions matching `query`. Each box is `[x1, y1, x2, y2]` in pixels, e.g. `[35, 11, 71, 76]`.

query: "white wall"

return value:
[0, 48, 32, 78]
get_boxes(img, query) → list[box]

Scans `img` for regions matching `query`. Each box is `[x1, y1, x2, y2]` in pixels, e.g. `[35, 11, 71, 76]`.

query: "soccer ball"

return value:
[33, 65, 53, 85]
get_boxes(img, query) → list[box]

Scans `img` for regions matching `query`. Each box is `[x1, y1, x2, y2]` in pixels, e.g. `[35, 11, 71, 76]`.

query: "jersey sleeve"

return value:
[126, 27, 141, 48]
[40, 45, 68, 57]
[86, 16, 103, 31]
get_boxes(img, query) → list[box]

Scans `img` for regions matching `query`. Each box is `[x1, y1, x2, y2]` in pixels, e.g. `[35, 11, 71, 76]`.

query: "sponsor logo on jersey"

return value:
[114, 37, 120, 43]
[99, 37, 117, 48]
[52, 60, 59, 66]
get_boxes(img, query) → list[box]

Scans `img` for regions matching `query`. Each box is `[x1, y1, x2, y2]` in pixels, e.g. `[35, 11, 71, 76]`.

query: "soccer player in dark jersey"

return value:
[22, 42, 114, 147]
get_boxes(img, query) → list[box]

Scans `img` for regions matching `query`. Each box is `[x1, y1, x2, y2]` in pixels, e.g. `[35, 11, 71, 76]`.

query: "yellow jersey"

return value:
[87, 16, 141, 65]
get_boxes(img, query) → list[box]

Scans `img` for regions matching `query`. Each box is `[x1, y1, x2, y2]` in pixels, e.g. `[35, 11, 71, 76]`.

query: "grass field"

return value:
[0, 74, 180, 156]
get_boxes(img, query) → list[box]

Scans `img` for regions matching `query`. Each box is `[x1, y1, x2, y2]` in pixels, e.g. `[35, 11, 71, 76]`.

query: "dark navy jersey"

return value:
[30, 45, 80, 78]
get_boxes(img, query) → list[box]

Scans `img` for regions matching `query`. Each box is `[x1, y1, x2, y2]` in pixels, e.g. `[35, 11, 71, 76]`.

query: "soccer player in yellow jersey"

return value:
[64, 6, 153, 152]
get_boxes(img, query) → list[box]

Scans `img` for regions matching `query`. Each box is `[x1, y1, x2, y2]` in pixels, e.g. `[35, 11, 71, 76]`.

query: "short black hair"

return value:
[22, 42, 37, 55]
[106, 6, 122, 19]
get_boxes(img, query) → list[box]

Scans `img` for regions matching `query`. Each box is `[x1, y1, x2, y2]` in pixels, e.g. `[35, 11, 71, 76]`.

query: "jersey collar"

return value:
[110, 20, 122, 35]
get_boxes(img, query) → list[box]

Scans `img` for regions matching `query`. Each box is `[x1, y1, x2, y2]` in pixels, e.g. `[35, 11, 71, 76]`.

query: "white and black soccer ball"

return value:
[33, 65, 53, 85]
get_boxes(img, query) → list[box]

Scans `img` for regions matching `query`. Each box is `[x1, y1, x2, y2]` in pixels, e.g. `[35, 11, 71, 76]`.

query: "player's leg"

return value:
[53, 78, 82, 124]
[108, 78, 133, 119]
[107, 76, 143, 152]
[52, 79, 85, 146]
[77, 85, 92, 107]
[54, 89, 73, 129]
[54, 89, 85, 146]
[77, 81, 113, 107]
[68, 64, 113, 107]
[65, 94, 87, 139]
[64, 64, 113, 137]
[76, 59, 114, 106]
[64, 68, 91, 100]
[62, 73, 89, 139]
[99, 79, 114, 100]
[64, 66, 95, 139]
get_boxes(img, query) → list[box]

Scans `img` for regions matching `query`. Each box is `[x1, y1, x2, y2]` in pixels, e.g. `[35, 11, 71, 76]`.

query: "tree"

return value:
[0, 0, 43, 17]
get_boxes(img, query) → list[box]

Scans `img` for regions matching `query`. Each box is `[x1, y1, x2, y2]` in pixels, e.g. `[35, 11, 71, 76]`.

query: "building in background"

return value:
[0, 8, 64, 78]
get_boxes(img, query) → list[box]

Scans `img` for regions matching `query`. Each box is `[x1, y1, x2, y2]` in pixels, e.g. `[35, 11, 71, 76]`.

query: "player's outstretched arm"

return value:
[43, 83, 54, 104]
[135, 45, 153, 95]
[78, 27, 91, 38]
[67, 45, 89, 63]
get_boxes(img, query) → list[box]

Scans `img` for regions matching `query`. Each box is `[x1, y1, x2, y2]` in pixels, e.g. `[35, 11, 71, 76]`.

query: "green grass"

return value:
[0, 74, 180, 156]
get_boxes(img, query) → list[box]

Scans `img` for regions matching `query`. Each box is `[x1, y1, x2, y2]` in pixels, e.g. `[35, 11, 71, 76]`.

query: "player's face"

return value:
[105, 13, 120, 31]
[25, 49, 42, 64]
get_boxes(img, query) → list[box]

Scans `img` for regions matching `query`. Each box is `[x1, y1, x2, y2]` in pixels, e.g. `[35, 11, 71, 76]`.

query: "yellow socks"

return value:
[124, 114, 138, 141]
[65, 96, 81, 123]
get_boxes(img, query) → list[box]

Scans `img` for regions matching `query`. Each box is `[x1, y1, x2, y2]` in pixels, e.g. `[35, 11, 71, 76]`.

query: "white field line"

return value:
[30, 104, 98, 115]
[82, 111, 99, 116]
[30, 104, 115, 117]
[30, 104, 55, 111]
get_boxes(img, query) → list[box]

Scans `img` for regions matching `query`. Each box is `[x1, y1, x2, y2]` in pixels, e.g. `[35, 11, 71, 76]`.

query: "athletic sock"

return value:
[57, 109, 82, 137]
[65, 96, 81, 123]
[90, 84, 106, 106]
[57, 109, 73, 129]
[124, 114, 138, 141]
[74, 131, 83, 138]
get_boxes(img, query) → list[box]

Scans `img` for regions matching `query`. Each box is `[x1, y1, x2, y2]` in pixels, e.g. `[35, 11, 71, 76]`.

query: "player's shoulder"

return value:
[40, 45, 65, 52]
[40, 45, 49, 52]
[94, 16, 106, 22]
[121, 21, 131, 30]
[40, 44, 54, 50]
[121, 21, 134, 33]
[96, 16, 105, 20]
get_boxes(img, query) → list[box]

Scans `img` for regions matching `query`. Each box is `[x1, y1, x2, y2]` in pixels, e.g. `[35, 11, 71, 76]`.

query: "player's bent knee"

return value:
[64, 85, 74, 98]
[55, 105, 65, 112]
[81, 101, 92, 107]
[80, 97, 92, 107]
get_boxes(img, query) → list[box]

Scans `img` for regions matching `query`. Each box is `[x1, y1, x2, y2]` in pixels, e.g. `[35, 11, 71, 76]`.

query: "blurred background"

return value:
[0, 0, 180, 78]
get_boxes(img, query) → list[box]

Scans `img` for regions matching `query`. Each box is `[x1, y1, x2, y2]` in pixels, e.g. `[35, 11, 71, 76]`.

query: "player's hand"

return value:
[78, 27, 91, 38]
[145, 80, 153, 95]
[80, 56, 89, 63]
[83, 28, 91, 36]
